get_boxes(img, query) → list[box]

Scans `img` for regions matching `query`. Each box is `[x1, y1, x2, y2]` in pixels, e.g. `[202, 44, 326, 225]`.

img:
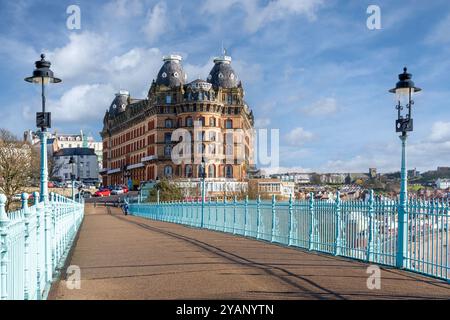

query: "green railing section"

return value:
[0, 192, 84, 300]
[130, 192, 449, 282]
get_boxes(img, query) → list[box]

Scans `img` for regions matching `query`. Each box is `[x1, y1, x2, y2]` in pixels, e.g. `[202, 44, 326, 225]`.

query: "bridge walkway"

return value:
[48, 205, 450, 300]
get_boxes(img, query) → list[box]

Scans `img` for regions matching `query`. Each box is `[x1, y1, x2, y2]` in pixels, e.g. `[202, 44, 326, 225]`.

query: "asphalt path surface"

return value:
[48, 204, 450, 300]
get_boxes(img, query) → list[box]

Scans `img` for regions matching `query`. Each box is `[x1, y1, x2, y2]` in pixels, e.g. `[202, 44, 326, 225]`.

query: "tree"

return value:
[0, 129, 37, 212]
[146, 179, 183, 202]
[310, 173, 322, 185]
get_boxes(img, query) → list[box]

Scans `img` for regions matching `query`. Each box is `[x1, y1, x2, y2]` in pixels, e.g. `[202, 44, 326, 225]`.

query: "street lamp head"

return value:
[24, 54, 61, 84]
[390, 67, 421, 135]
[389, 67, 421, 99]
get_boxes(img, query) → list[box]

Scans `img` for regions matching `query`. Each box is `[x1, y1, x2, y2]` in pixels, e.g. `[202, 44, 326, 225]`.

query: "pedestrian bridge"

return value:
[1, 194, 449, 300]
[47, 204, 449, 299]
[0, 193, 84, 300]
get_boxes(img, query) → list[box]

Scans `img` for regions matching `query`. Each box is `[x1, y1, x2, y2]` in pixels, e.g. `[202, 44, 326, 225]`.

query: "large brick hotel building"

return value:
[100, 53, 256, 190]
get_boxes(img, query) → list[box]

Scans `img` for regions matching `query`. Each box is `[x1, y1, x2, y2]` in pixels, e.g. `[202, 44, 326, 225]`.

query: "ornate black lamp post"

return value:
[69, 156, 76, 200]
[25, 54, 61, 203]
[389, 67, 421, 268]
[200, 157, 206, 228]
[123, 165, 131, 189]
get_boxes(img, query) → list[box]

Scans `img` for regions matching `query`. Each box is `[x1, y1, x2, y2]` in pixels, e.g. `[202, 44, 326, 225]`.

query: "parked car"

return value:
[48, 182, 55, 188]
[111, 187, 125, 195]
[120, 185, 129, 193]
[75, 191, 92, 200]
[94, 189, 111, 197]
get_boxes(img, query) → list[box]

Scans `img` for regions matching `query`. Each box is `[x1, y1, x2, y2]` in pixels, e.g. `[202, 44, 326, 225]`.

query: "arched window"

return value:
[164, 145, 172, 157]
[225, 119, 233, 129]
[225, 165, 233, 178]
[185, 164, 193, 178]
[164, 132, 172, 144]
[197, 143, 205, 154]
[209, 117, 216, 127]
[186, 117, 193, 127]
[208, 164, 215, 178]
[208, 131, 216, 142]
[208, 143, 216, 155]
[164, 165, 173, 177]
[225, 144, 233, 156]
[165, 119, 173, 128]
[199, 117, 205, 127]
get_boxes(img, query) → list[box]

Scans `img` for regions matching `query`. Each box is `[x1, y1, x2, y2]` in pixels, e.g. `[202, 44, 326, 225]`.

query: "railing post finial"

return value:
[0, 194, 8, 222]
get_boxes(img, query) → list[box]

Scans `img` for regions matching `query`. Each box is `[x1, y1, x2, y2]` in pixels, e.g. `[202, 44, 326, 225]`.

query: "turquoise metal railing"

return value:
[130, 192, 449, 282]
[0, 192, 84, 300]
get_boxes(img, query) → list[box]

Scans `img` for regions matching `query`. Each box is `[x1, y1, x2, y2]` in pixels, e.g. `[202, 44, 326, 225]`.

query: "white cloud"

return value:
[425, 13, 450, 45]
[184, 60, 212, 82]
[47, 32, 110, 80]
[322, 121, 450, 173]
[142, 2, 168, 44]
[110, 49, 142, 71]
[262, 166, 312, 175]
[202, 0, 323, 33]
[301, 97, 337, 116]
[50, 84, 116, 122]
[254, 118, 271, 128]
[0, 36, 38, 64]
[429, 121, 450, 142]
[285, 127, 314, 146]
[246, 0, 323, 33]
[104, 0, 143, 18]
[232, 59, 263, 85]
[48, 32, 163, 97]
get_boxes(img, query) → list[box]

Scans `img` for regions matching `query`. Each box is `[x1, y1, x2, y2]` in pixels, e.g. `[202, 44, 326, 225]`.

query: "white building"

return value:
[53, 148, 100, 183]
[175, 178, 248, 198]
[436, 178, 450, 189]
[24, 130, 103, 169]
[271, 173, 311, 184]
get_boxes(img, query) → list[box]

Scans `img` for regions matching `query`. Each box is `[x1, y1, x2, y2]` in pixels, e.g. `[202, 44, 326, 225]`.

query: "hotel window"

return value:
[209, 117, 216, 127]
[225, 165, 233, 178]
[185, 165, 193, 178]
[227, 94, 232, 104]
[164, 165, 173, 177]
[208, 165, 215, 178]
[165, 119, 173, 128]
[225, 119, 233, 129]
[165, 95, 172, 104]
[225, 145, 233, 156]
[208, 143, 216, 155]
[164, 145, 172, 156]
[199, 117, 205, 127]
[186, 117, 193, 127]
[164, 133, 172, 144]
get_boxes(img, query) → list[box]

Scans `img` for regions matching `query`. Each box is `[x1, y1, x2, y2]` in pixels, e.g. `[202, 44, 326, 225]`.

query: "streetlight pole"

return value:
[200, 157, 206, 228]
[69, 156, 75, 201]
[389, 67, 421, 269]
[25, 54, 61, 203]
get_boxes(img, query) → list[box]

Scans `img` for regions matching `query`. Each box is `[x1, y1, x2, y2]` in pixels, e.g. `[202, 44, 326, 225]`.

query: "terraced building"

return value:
[100, 53, 255, 192]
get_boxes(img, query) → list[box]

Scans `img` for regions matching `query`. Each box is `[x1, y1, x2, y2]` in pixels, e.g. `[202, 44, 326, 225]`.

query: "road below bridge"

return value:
[49, 205, 450, 300]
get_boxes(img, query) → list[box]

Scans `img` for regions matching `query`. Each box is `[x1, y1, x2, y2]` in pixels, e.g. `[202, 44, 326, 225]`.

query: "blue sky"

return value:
[1, 0, 450, 173]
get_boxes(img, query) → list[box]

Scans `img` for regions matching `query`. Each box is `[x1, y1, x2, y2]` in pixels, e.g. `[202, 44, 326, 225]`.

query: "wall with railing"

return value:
[0, 192, 84, 300]
[129, 191, 449, 282]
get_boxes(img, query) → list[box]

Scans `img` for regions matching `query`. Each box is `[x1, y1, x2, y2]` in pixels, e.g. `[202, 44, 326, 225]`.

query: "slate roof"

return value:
[53, 148, 96, 157]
